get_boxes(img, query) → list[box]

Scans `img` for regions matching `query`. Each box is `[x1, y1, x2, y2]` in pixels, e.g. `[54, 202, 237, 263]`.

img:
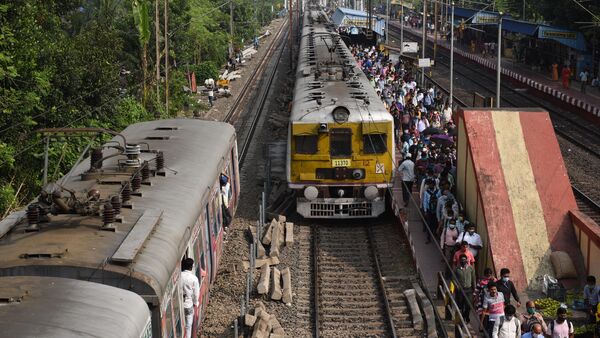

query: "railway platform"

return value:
[389, 22, 600, 121]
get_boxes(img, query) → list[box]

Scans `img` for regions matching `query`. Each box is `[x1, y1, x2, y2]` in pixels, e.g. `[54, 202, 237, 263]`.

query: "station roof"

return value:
[331, 7, 386, 36]
[450, 6, 586, 51]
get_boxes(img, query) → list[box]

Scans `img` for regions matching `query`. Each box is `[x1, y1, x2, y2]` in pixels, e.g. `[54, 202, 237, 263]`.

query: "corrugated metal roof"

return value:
[331, 7, 386, 36]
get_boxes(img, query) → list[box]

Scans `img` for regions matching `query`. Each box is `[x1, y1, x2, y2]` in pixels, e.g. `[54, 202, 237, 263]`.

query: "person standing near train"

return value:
[181, 258, 200, 338]
[397, 154, 415, 207]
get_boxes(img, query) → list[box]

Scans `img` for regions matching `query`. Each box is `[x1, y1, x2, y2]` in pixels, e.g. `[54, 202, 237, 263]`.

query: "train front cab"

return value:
[289, 120, 394, 218]
[156, 141, 239, 338]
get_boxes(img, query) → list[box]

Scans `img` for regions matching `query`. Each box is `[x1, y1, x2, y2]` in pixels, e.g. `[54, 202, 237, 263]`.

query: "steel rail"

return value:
[224, 18, 289, 124]
[237, 29, 289, 168]
[367, 227, 398, 338]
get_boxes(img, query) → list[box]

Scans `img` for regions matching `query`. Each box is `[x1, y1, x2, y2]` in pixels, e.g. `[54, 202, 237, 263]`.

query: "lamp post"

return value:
[449, 2, 455, 108]
[496, 12, 503, 108]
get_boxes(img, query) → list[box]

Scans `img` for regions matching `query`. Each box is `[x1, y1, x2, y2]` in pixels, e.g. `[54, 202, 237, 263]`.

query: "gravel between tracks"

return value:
[200, 18, 294, 337]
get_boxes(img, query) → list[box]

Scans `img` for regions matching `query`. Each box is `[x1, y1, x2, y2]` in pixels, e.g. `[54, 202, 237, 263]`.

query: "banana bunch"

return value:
[535, 298, 563, 317]
[535, 297, 560, 309]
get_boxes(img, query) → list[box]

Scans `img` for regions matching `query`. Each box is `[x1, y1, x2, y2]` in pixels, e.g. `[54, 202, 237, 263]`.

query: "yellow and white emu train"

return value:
[287, 9, 395, 218]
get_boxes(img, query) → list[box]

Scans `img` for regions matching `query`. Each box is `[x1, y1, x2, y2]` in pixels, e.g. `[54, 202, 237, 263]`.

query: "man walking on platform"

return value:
[497, 268, 521, 307]
[455, 254, 476, 323]
[398, 154, 415, 207]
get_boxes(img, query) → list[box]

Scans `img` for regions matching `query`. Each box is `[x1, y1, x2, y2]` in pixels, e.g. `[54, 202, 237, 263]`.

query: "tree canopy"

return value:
[0, 0, 280, 215]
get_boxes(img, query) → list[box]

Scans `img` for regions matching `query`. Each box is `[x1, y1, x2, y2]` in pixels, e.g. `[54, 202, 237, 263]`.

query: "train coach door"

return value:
[204, 205, 214, 283]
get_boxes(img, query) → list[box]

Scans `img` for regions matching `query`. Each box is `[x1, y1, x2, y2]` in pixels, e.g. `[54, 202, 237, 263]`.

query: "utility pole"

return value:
[155, 0, 160, 106]
[496, 12, 503, 108]
[449, 2, 454, 108]
[164, 0, 169, 115]
[421, 0, 427, 84]
[289, 0, 293, 69]
[522, 0, 525, 20]
[433, 0, 438, 62]
[230, 0, 234, 58]
[386, 0, 390, 44]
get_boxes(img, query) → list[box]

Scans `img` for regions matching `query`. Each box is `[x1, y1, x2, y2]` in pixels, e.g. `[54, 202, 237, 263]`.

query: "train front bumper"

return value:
[296, 197, 385, 218]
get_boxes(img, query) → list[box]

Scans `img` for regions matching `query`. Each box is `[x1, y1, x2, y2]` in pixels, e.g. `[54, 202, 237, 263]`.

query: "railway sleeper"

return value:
[319, 295, 381, 309]
[320, 313, 387, 322]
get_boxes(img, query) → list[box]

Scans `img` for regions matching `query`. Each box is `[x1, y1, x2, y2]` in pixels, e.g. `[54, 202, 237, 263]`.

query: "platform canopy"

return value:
[449, 6, 587, 51]
[331, 7, 386, 36]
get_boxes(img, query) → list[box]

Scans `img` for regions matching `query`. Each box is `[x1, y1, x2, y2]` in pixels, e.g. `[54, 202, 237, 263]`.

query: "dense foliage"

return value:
[0, 0, 280, 215]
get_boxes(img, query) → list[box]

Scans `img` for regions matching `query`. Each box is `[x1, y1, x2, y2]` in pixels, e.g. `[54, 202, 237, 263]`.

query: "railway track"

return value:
[311, 221, 421, 338]
[223, 18, 288, 168]
[388, 25, 600, 225]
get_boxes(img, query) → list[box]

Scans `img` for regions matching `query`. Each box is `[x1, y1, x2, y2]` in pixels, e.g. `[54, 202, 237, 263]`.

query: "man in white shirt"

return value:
[580, 68, 589, 94]
[492, 304, 521, 338]
[181, 258, 200, 338]
[397, 154, 415, 207]
[457, 223, 483, 257]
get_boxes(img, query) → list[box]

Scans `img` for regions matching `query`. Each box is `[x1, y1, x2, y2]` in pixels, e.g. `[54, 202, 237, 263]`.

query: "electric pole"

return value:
[421, 0, 427, 84]
[155, 0, 161, 107]
[230, 0, 234, 58]
[164, 0, 169, 115]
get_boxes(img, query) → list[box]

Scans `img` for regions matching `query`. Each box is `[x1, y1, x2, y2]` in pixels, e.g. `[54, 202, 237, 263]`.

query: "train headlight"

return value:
[304, 186, 319, 200]
[364, 186, 378, 200]
[352, 169, 365, 179]
[332, 106, 349, 123]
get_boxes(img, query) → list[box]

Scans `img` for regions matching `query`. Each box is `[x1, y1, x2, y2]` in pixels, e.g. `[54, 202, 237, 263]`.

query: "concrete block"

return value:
[270, 222, 281, 257]
[244, 314, 257, 327]
[248, 225, 257, 242]
[271, 267, 282, 300]
[254, 300, 266, 314]
[285, 222, 294, 246]
[257, 263, 271, 294]
[257, 241, 267, 259]
[261, 219, 277, 245]
[269, 335, 285, 338]
[277, 221, 285, 247]
[269, 315, 284, 335]
[242, 257, 280, 271]
[403, 289, 424, 331]
[251, 312, 271, 338]
[413, 283, 437, 338]
[277, 215, 286, 223]
[281, 267, 292, 304]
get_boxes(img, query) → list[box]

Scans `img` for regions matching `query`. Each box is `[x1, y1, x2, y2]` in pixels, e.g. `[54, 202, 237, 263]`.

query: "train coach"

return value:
[0, 276, 152, 338]
[0, 119, 239, 338]
[287, 9, 395, 218]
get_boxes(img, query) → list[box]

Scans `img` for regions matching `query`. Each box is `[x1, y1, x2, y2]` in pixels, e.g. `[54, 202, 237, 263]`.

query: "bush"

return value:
[194, 61, 219, 84]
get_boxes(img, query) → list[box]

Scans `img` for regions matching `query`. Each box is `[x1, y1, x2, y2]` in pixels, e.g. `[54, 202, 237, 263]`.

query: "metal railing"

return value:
[437, 271, 472, 338]
[391, 180, 487, 338]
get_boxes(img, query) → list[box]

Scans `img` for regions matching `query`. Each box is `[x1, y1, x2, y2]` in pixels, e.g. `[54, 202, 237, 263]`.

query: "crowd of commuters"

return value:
[351, 44, 600, 338]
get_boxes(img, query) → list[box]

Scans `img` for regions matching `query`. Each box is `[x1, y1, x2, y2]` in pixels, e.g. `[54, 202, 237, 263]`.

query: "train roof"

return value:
[0, 119, 236, 301]
[290, 10, 391, 125]
[0, 276, 150, 338]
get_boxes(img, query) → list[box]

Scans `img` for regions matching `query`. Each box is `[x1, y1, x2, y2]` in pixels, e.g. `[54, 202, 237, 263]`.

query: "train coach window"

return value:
[330, 129, 352, 157]
[295, 135, 318, 154]
[363, 134, 387, 154]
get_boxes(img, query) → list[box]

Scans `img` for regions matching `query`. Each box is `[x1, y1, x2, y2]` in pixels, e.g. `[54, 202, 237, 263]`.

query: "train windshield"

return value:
[330, 129, 352, 157]
[295, 135, 318, 154]
[363, 134, 387, 154]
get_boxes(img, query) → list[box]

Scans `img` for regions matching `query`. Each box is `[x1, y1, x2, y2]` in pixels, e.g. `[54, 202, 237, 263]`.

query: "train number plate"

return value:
[332, 159, 351, 167]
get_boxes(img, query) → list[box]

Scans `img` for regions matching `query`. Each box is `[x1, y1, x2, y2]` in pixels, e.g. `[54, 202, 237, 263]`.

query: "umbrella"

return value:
[423, 127, 442, 135]
[431, 134, 454, 146]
